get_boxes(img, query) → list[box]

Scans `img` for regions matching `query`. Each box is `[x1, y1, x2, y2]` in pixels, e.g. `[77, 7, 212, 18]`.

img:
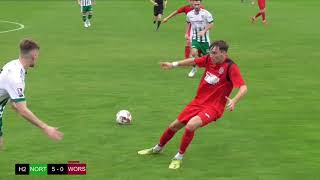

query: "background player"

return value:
[251, 0, 266, 24]
[150, 0, 167, 31]
[186, 0, 213, 77]
[0, 39, 63, 150]
[138, 40, 248, 169]
[163, 0, 206, 61]
[77, 0, 96, 28]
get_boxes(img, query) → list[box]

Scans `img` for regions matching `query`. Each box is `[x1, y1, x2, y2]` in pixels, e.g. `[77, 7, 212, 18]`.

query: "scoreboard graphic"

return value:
[15, 161, 86, 175]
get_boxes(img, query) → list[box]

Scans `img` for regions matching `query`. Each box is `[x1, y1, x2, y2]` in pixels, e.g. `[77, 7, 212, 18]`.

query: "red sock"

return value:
[159, 128, 176, 147]
[262, 12, 266, 21]
[179, 128, 195, 154]
[185, 46, 191, 58]
[255, 12, 262, 18]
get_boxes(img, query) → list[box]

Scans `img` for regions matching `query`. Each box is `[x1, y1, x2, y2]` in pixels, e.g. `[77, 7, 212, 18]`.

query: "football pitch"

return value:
[1, 0, 320, 179]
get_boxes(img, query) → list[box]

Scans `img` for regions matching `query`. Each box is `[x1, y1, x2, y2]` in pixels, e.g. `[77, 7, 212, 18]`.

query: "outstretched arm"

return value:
[163, 10, 178, 23]
[225, 85, 248, 111]
[11, 101, 63, 140]
[160, 58, 196, 70]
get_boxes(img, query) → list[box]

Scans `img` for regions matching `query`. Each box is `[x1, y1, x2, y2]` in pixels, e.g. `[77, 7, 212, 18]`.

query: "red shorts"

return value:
[258, 0, 265, 10]
[177, 104, 221, 126]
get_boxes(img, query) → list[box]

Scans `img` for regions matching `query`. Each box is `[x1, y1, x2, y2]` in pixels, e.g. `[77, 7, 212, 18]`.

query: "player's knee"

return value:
[191, 50, 197, 57]
[185, 122, 198, 131]
[186, 117, 202, 131]
[169, 121, 183, 131]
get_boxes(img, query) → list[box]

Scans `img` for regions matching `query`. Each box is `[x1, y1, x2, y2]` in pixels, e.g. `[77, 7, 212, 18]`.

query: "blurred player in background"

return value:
[138, 40, 248, 169]
[163, 0, 206, 61]
[77, 0, 96, 28]
[251, 0, 267, 24]
[0, 39, 63, 150]
[186, 0, 213, 77]
[150, 0, 167, 31]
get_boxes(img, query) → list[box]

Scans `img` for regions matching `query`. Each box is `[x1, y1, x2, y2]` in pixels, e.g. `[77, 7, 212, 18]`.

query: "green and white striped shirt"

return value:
[0, 59, 26, 119]
[187, 9, 214, 43]
[80, 0, 92, 6]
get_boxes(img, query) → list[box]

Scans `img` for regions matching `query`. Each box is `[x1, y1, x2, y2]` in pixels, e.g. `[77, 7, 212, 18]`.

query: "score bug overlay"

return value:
[15, 161, 86, 175]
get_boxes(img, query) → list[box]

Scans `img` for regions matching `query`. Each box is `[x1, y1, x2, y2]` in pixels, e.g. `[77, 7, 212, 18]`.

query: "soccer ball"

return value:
[116, 110, 132, 125]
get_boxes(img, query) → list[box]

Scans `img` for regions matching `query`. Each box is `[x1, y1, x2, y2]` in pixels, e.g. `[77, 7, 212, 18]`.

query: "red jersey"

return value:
[177, 5, 205, 14]
[192, 55, 245, 115]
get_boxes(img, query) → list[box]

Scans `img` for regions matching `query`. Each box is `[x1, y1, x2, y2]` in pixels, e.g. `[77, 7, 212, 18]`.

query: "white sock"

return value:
[174, 152, 184, 160]
[153, 144, 162, 152]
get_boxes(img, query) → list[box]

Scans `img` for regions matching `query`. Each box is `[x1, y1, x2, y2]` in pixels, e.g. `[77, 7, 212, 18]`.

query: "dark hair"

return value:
[210, 40, 229, 52]
[20, 39, 40, 55]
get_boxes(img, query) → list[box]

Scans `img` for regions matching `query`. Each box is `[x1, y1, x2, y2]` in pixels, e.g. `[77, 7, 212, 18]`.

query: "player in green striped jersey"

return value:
[0, 39, 63, 150]
[77, 0, 96, 28]
[186, 0, 214, 77]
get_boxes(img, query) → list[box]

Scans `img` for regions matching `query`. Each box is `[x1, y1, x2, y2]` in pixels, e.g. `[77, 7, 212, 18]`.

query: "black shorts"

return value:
[154, 6, 163, 16]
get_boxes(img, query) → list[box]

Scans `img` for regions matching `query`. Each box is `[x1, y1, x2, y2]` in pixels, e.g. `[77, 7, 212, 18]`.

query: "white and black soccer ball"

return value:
[116, 110, 132, 125]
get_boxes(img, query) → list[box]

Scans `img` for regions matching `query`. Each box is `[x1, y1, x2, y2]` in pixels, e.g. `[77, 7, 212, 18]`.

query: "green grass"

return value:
[0, 0, 320, 179]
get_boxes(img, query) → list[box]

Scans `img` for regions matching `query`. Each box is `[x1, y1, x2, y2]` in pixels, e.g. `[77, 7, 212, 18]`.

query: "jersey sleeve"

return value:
[206, 11, 214, 24]
[5, 79, 26, 102]
[229, 64, 245, 88]
[194, 55, 210, 68]
[177, 6, 186, 14]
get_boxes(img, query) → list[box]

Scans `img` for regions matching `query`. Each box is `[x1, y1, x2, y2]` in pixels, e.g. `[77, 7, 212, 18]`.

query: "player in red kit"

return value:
[138, 40, 248, 169]
[162, 0, 205, 59]
[251, 0, 267, 24]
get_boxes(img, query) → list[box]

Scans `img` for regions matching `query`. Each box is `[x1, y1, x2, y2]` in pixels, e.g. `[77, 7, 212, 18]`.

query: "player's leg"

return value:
[252, 10, 261, 23]
[153, 6, 158, 24]
[261, 8, 266, 24]
[184, 25, 192, 58]
[156, 13, 162, 31]
[169, 116, 202, 169]
[87, 5, 93, 26]
[169, 108, 220, 169]
[138, 104, 199, 155]
[188, 41, 199, 77]
[138, 119, 185, 155]
[82, 7, 88, 27]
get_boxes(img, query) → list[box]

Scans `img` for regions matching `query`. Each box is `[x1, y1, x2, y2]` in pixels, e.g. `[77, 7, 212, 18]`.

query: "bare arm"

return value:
[203, 23, 213, 33]
[77, 0, 80, 5]
[225, 85, 248, 111]
[163, 10, 178, 23]
[11, 101, 63, 140]
[160, 58, 196, 70]
[199, 23, 213, 37]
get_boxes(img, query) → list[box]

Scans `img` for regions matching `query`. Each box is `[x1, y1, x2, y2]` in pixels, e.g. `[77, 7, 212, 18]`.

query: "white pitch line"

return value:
[0, 20, 25, 34]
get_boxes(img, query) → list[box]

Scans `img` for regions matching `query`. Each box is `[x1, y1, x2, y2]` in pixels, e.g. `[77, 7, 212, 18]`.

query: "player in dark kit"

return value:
[138, 40, 248, 169]
[251, 0, 267, 24]
[150, 0, 167, 31]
